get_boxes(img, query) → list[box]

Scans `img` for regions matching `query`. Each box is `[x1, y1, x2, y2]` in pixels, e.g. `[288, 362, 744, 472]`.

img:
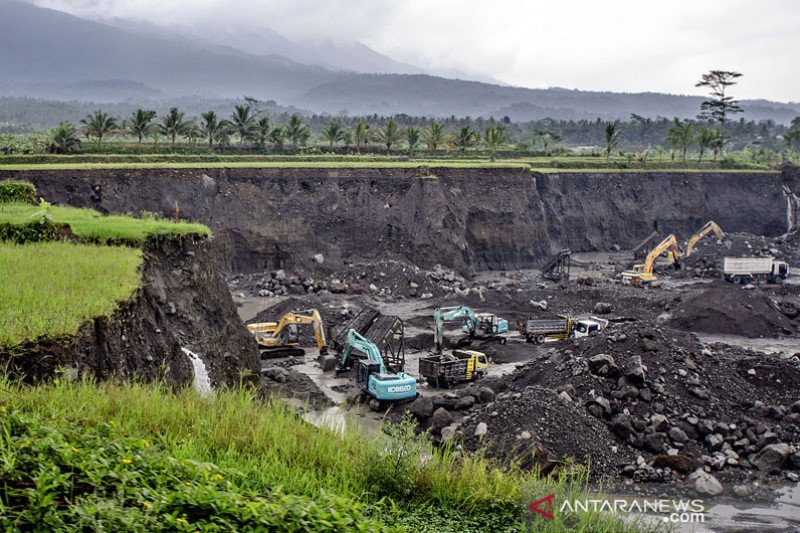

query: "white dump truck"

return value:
[723, 257, 789, 284]
[517, 316, 609, 344]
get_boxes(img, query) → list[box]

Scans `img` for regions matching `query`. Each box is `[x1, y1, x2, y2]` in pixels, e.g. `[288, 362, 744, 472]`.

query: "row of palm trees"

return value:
[73, 105, 512, 159]
[601, 120, 728, 162]
[78, 106, 311, 149]
[665, 119, 726, 162]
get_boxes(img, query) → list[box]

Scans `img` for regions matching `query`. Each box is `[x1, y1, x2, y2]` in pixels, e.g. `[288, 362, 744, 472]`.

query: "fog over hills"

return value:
[2, 1, 798, 123]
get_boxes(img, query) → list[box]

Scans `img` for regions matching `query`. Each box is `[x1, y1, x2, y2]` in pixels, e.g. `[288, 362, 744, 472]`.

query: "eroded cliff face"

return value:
[1, 236, 260, 385]
[3, 167, 792, 274]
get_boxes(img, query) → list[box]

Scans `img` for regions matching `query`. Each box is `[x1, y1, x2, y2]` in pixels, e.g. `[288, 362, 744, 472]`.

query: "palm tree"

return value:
[405, 127, 420, 154]
[322, 122, 345, 147]
[484, 126, 506, 162]
[353, 122, 370, 154]
[159, 107, 190, 146]
[199, 111, 229, 148]
[184, 123, 201, 146]
[284, 114, 310, 149]
[79, 110, 117, 143]
[452, 126, 478, 156]
[48, 122, 81, 153]
[604, 122, 621, 161]
[123, 109, 156, 144]
[269, 125, 286, 149]
[697, 126, 715, 162]
[709, 131, 725, 161]
[375, 120, 401, 154]
[422, 123, 445, 154]
[255, 117, 272, 147]
[667, 119, 694, 163]
[230, 105, 257, 145]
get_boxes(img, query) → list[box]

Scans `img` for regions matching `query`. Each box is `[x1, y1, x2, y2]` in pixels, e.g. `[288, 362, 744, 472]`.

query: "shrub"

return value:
[0, 220, 73, 244]
[0, 410, 391, 532]
[0, 180, 36, 204]
[361, 414, 426, 501]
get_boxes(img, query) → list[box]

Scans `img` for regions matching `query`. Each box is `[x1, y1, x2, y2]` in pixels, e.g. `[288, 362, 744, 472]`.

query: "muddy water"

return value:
[694, 484, 800, 533]
[695, 334, 800, 357]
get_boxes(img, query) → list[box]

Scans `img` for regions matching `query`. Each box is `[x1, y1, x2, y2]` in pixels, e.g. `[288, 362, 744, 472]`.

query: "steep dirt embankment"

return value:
[0, 235, 260, 386]
[3, 168, 792, 274]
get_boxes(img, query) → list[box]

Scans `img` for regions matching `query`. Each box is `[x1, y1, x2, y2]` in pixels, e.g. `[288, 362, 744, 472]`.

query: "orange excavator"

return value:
[247, 309, 328, 358]
[684, 220, 725, 257]
[621, 234, 681, 286]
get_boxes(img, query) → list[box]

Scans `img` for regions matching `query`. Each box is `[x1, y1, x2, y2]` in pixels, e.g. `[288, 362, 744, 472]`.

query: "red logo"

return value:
[529, 494, 556, 520]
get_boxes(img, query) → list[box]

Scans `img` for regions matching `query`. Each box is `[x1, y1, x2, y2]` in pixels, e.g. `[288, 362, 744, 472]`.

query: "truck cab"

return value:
[573, 318, 609, 338]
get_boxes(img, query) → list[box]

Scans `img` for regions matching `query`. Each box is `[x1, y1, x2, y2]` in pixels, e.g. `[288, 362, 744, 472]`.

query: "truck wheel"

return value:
[500, 337, 507, 345]
[732, 275, 742, 284]
[536, 334, 546, 344]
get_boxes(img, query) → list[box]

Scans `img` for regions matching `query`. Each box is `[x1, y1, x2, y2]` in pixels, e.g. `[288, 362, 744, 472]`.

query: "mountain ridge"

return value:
[2, 1, 798, 123]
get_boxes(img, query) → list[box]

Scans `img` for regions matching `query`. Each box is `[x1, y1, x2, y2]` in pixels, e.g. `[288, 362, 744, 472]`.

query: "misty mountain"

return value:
[0, 1, 336, 103]
[107, 18, 426, 76]
[2, 1, 798, 124]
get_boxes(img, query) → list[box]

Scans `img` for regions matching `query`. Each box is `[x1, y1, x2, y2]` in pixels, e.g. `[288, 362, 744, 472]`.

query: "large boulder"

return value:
[686, 468, 723, 496]
[431, 408, 453, 433]
[588, 354, 618, 376]
[594, 302, 613, 314]
[751, 443, 791, 472]
[409, 396, 434, 420]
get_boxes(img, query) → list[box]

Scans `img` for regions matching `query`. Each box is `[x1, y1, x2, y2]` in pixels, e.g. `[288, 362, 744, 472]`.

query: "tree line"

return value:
[5, 70, 800, 161]
[43, 106, 513, 160]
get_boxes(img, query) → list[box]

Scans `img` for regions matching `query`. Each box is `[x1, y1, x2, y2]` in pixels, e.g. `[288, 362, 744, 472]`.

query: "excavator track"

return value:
[260, 347, 305, 359]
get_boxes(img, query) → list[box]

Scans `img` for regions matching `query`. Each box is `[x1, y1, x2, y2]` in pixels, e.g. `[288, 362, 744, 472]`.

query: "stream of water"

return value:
[783, 186, 800, 236]
[181, 347, 213, 396]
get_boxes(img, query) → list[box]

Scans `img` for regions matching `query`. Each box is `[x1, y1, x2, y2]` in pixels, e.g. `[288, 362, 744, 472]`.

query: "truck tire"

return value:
[500, 337, 507, 345]
[536, 334, 546, 344]
[732, 275, 742, 284]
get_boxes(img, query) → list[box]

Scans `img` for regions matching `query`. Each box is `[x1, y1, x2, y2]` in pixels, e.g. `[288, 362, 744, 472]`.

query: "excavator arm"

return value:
[685, 221, 724, 257]
[641, 234, 680, 275]
[433, 306, 478, 353]
[340, 329, 386, 373]
[623, 234, 680, 285]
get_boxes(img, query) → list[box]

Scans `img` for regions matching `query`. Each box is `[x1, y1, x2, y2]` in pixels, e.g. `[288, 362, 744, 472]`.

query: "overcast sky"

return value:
[33, 0, 800, 102]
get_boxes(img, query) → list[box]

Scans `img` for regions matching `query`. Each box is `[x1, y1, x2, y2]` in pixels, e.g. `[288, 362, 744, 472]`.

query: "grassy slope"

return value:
[0, 380, 643, 532]
[0, 242, 142, 346]
[0, 202, 210, 243]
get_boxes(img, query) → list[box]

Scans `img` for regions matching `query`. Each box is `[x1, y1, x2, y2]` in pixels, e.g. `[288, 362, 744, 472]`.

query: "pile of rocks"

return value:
[230, 269, 330, 297]
[455, 321, 800, 488]
[399, 385, 497, 442]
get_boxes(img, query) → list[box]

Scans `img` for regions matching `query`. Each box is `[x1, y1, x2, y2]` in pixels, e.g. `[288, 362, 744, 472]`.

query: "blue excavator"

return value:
[433, 306, 508, 354]
[340, 329, 417, 402]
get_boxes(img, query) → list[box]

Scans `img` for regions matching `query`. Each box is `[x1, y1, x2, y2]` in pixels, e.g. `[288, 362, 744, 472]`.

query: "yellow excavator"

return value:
[622, 234, 681, 286]
[684, 220, 725, 257]
[247, 309, 328, 358]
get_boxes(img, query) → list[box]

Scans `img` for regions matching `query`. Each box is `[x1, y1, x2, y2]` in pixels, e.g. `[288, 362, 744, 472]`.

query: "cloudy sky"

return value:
[32, 0, 800, 102]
